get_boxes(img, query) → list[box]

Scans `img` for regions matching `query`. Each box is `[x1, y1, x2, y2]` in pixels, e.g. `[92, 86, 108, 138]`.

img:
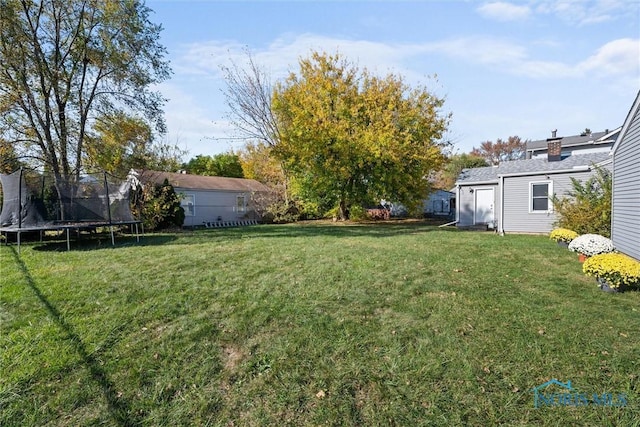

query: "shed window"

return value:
[530, 181, 552, 212]
[181, 194, 195, 216]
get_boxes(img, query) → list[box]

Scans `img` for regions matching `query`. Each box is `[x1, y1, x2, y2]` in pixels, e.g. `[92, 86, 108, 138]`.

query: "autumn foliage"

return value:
[552, 167, 612, 237]
[471, 136, 527, 165]
[272, 52, 450, 220]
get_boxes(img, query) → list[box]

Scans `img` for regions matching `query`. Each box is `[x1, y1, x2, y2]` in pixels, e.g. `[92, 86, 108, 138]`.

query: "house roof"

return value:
[139, 170, 271, 192]
[456, 151, 611, 185]
[526, 128, 620, 152]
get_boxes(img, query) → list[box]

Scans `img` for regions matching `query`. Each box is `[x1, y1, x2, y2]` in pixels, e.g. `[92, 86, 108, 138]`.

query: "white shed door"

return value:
[474, 188, 494, 225]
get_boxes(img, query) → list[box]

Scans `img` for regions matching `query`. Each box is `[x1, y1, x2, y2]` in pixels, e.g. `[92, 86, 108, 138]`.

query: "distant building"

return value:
[423, 189, 455, 218]
[140, 170, 271, 227]
[525, 128, 619, 159]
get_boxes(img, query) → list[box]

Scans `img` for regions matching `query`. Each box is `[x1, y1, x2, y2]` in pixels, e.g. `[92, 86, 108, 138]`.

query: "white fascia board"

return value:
[597, 126, 622, 142]
[455, 180, 499, 186]
[497, 166, 590, 178]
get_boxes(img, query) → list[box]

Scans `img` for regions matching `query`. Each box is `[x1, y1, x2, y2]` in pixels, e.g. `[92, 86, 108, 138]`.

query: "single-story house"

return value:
[455, 132, 614, 234]
[140, 170, 272, 227]
[611, 91, 640, 261]
[423, 189, 455, 218]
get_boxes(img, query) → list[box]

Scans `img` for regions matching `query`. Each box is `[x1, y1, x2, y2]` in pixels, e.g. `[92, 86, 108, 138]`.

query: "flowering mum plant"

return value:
[583, 253, 640, 290]
[549, 228, 579, 243]
[568, 234, 615, 256]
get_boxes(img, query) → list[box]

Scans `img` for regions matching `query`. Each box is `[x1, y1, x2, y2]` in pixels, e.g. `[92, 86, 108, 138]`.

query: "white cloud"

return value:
[171, 33, 639, 95]
[477, 2, 531, 21]
[424, 37, 527, 66]
[176, 33, 424, 81]
[169, 33, 448, 101]
[578, 38, 640, 76]
[534, 0, 635, 26]
[427, 36, 639, 80]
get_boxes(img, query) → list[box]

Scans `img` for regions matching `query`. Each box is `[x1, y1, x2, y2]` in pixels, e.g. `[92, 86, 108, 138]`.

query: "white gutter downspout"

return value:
[455, 184, 460, 224]
[498, 175, 505, 236]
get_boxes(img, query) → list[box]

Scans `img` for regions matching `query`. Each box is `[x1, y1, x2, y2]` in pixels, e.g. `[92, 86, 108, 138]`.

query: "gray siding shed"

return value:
[612, 92, 640, 261]
[455, 152, 612, 234]
[502, 170, 597, 233]
[457, 183, 498, 226]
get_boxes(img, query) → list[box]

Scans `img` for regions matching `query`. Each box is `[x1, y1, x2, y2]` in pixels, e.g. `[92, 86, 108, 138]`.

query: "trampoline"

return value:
[0, 169, 142, 252]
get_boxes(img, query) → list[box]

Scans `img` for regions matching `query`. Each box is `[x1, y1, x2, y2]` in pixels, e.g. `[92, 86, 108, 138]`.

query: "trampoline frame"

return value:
[1, 168, 143, 253]
[1, 221, 142, 253]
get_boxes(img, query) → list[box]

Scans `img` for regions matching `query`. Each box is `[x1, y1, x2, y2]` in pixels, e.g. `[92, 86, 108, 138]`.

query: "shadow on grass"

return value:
[29, 234, 177, 252]
[254, 221, 462, 239]
[18, 221, 463, 250]
[9, 246, 142, 426]
[151, 220, 464, 246]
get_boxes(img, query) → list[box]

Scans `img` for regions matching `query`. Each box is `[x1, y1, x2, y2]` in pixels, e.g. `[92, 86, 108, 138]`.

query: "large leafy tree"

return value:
[272, 52, 450, 220]
[183, 153, 244, 178]
[0, 138, 22, 173]
[471, 136, 526, 165]
[85, 112, 184, 177]
[238, 140, 312, 222]
[238, 141, 284, 187]
[0, 0, 170, 185]
[84, 112, 151, 175]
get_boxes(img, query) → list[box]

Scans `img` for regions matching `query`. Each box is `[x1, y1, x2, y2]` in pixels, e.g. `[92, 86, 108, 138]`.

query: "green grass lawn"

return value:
[1, 222, 638, 426]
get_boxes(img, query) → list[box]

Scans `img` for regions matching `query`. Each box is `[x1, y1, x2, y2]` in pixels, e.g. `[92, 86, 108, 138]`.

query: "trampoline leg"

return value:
[110, 226, 115, 246]
[66, 229, 70, 251]
[17, 231, 21, 255]
[135, 223, 140, 243]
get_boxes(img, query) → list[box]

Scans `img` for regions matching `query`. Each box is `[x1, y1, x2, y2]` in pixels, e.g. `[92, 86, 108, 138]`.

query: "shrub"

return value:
[131, 179, 185, 230]
[347, 205, 370, 222]
[583, 253, 640, 290]
[568, 234, 615, 256]
[549, 228, 578, 243]
[552, 166, 611, 237]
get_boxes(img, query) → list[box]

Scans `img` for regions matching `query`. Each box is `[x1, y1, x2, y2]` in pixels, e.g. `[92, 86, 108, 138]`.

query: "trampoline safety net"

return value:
[0, 169, 139, 229]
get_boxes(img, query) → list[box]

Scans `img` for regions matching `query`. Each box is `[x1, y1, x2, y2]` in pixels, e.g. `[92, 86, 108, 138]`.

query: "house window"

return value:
[236, 195, 246, 213]
[181, 194, 195, 216]
[530, 181, 552, 212]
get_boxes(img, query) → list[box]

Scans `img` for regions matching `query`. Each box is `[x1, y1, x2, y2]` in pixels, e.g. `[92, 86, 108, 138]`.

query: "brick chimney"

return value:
[547, 140, 562, 162]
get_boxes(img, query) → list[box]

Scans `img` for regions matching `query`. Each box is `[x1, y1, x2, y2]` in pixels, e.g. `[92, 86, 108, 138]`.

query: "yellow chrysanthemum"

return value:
[583, 253, 640, 289]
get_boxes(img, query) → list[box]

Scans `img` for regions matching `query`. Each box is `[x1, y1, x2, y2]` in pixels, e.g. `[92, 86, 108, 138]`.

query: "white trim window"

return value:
[236, 194, 246, 214]
[181, 194, 195, 216]
[530, 181, 553, 213]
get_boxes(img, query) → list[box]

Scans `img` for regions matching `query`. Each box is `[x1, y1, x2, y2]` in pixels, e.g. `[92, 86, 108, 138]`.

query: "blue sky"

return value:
[146, 0, 640, 159]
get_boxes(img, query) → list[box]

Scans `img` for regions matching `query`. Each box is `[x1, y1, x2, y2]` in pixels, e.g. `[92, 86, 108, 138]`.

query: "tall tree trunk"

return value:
[338, 199, 348, 221]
